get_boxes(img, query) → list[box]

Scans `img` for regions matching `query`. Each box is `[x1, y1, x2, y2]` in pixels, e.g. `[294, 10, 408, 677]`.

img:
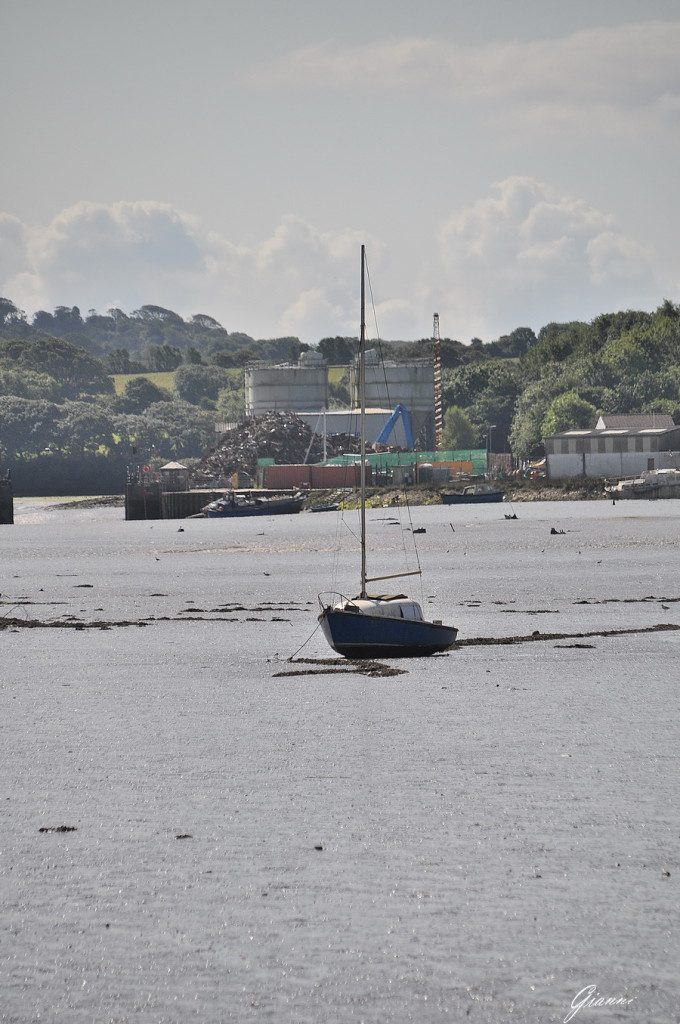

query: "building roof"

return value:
[297, 408, 395, 416]
[547, 426, 679, 440]
[160, 461, 188, 470]
[596, 413, 675, 430]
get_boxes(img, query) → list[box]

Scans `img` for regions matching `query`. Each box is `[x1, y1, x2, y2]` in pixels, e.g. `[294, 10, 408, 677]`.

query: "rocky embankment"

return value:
[504, 478, 606, 501]
[307, 478, 606, 510]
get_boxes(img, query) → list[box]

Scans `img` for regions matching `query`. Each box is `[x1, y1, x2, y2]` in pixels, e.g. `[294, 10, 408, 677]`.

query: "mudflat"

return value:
[1, 499, 678, 1023]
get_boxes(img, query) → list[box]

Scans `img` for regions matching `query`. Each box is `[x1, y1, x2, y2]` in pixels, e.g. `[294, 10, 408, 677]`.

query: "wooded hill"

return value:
[1, 295, 679, 493]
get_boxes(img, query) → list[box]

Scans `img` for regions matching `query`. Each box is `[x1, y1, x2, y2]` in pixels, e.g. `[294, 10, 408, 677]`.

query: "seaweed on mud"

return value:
[0, 600, 68, 606]
[454, 623, 680, 648]
[149, 616, 239, 623]
[501, 609, 559, 614]
[574, 596, 680, 605]
[0, 616, 148, 631]
[179, 604, 306, 613]
[5, 614, 678, 656]
[274, 657, 406, 678]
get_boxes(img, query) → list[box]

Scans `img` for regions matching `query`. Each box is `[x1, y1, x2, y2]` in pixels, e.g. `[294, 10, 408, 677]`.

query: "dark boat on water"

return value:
[442, 484, 504, 505]
[318, 245, 458, 659]
[199, 492, 304, 518]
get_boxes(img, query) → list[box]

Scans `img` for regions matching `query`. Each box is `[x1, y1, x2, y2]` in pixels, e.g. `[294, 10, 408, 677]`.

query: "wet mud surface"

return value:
[1, 499, 679, 1023]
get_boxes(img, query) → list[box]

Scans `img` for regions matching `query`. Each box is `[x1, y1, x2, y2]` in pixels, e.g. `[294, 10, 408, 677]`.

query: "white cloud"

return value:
[0, 182, 662, 343]
[279, 287, 351, 340]
[0, 202, 377, 341]
[0, 213, 30, 292]
[435, 177, 655, 337]
[21, 200, 217, 312]
[249, 21, 680, 134]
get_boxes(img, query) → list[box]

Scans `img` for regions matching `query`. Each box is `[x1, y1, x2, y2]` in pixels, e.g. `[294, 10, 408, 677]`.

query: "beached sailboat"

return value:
[318, 246, 458, 658]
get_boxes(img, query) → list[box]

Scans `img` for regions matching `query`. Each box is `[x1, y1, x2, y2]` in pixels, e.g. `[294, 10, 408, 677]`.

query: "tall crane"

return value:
[432, 312, 443, 449]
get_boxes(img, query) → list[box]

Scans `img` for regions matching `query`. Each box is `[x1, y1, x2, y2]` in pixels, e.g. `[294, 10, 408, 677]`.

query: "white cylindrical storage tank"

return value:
[245, 356, 328, 416]
[350, 352, 434, 412]
[349, 351, 435, 447]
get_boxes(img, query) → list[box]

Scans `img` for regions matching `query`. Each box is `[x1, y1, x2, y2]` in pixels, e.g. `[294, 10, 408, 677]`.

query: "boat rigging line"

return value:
[363, 251, 423, 606]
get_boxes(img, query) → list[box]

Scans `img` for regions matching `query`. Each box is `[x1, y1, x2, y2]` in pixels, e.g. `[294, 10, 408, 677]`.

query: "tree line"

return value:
[440, 302, 680, 455]
[1, 294, 679, 492]
[0, 298, 307, 371]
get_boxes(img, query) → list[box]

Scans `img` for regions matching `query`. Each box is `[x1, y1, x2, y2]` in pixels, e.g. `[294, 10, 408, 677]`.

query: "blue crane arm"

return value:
[374, 404, 415, 449]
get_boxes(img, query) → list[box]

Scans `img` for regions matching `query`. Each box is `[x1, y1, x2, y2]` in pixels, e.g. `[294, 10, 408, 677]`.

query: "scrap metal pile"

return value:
[193, 412, 360, 484]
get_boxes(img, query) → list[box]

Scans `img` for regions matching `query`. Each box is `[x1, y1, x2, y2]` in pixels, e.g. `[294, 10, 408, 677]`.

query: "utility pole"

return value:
[432, 313, 443, 449]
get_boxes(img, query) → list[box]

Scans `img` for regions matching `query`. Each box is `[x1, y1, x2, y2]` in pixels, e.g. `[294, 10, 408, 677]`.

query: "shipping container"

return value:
[263, 463, 371, 489]
[434, 460, 474, 477]
[263, 465, 312, 488]
[310, 464, 370, 487]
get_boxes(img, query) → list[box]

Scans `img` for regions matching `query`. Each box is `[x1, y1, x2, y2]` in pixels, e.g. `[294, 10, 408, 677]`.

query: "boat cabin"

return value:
[463, 484, 496, 496]
[336, 596, 424, 621]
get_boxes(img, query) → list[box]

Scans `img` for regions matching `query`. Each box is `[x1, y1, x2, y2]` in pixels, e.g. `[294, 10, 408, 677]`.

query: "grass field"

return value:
[110, 372, 177, 395]
[112, 366, 343, 398]
[328, 365, 349, 384]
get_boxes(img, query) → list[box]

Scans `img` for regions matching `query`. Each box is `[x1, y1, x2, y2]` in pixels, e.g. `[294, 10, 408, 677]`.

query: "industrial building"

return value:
[546, 416, 680, 478]
[296, 408, 412, 449]
[595, 413, 674, 430]
[244, 347, 435, 449]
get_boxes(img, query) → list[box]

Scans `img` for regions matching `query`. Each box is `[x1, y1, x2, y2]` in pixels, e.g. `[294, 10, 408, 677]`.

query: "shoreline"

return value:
[311, 479, 608, 509]
[12, 480, 608, 510]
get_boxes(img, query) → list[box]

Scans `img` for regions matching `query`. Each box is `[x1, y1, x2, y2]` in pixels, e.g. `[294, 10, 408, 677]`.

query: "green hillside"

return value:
[111, 371, 177, 395]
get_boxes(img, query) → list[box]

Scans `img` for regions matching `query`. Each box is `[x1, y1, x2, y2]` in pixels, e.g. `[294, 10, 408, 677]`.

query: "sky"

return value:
[1, 0, 679, 343]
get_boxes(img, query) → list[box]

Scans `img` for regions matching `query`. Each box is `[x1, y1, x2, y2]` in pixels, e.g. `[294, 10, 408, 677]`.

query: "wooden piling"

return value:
[0, 476, 13, 525]
[124, 481, 162, 520]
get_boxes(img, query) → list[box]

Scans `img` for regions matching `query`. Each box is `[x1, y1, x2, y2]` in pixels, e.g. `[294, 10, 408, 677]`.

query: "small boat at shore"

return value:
[308, 502, 340, 513]
[442, 484, 504, 505]
[318, 245, 458, 658]
[196, 491, 304, 518]
[605, 468, 680, 500]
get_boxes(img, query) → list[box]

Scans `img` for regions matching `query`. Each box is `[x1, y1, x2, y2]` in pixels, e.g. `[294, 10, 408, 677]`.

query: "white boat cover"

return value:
[334, 597, 424, 621]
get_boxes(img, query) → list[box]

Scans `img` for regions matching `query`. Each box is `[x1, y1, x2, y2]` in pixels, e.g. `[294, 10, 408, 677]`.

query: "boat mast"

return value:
[322, 407, 327, 463]
[360, 244, 367, 599]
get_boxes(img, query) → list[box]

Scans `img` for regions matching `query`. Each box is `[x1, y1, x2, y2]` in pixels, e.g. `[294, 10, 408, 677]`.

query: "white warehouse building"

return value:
[546, 415, 680, 478]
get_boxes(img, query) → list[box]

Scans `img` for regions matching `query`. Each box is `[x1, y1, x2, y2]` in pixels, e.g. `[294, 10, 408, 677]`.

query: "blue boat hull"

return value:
[319, 607, 458, 658]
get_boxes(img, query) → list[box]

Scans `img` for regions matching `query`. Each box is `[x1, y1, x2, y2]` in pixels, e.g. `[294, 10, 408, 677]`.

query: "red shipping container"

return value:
[263, 463, 371, 489]
[263, 464, 312, 488]
[310, 464, 371, 487]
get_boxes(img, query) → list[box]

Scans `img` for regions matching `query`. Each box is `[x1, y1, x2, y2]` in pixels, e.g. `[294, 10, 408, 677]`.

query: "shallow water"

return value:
[1, 500, 678, 1022]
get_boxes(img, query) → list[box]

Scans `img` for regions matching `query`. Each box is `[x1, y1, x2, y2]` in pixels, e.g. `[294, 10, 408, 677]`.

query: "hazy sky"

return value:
[2, 0, 679, 342]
